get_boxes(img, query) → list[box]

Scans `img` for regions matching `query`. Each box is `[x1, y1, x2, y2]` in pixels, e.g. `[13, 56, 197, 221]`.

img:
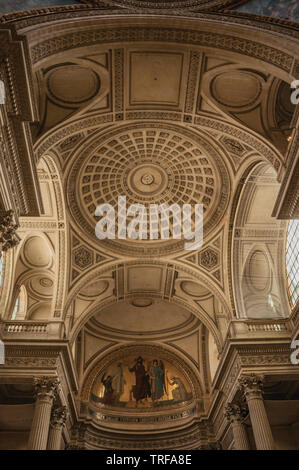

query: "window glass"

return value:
[12, 297, 19, 320]
[286, 219, 299, 307]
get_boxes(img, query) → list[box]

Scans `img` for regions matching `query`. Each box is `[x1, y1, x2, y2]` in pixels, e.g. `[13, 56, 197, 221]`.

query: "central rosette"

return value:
[126, 163, 170, 198]
[141, 173, 154, 186]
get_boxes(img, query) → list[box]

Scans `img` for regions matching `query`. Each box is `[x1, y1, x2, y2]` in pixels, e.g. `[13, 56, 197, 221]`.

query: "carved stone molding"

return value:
[215, 341, 293, 402]
[83, 420, 202, 449]
[90, 406, 196, 425]
[29, 26, 294, 75]
[0, 30, 42, 217]
[272, 133, 299, 219]
[88, 0, 240, 11]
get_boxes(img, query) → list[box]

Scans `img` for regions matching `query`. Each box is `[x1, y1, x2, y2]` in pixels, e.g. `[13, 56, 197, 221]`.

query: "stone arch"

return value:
[64, 259, 233, 352]
[70, 293, 223, 352]
[231, 161, 290, 319]
[6, 231, 55, 321]
[37, 153, 68, 319]
[28, 13, 297, 83]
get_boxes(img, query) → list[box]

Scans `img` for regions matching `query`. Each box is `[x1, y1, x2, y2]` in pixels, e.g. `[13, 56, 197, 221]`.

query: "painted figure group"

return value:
[129, 356, 188, 406]
[129, 356, 165, 404]
[99, 356, 188, 406]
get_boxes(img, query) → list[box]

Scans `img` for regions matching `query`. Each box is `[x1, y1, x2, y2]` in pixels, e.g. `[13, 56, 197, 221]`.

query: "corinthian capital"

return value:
[51, 405, 67, 428]
[238, 374, 264, 399]
[224, 402, 247, 423]
[0, 210, 20, 252]
[33, 376, 60, 402]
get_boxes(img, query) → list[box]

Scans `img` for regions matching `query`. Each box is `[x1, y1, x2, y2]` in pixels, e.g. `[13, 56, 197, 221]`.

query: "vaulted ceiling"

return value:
[0, 5, 297, 436]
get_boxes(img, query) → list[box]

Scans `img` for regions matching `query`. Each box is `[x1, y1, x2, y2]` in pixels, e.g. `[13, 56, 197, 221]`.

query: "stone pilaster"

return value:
[239, 374, 275, 450]
[224, 402, 250, 450]
[47, 406, 67, 450]
[28, 377, 60, 450]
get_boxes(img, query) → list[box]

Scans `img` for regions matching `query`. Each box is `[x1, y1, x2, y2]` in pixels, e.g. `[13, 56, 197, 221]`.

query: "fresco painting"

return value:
[91, 355, 192, 409]
[236, 0, 299, 22]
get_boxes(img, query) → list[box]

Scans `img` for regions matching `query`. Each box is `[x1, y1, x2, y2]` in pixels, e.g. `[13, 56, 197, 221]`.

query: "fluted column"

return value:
[28, 377, 60, 450]
[239, 374, 275, 450]
[224, 403, 250, 450]
[47, 406, 67, 450]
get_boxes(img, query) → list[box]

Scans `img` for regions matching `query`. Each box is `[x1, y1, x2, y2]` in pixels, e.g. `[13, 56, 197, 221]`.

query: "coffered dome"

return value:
[67, 122, 230, 256]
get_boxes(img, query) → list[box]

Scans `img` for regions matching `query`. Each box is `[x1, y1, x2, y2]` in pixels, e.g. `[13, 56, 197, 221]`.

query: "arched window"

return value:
[11, 286, 27, 320]
[286, 219, 299, 307]
[11, 296, 19, 320]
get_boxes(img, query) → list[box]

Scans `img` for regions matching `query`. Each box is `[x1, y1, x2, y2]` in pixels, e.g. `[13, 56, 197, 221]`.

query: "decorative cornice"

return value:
[83, 419, 202, 449]
[0, 6, 298, 41]
[0, 30, 42, 216]
[212, 339, 294, 399]
[30, 26, 294, 73]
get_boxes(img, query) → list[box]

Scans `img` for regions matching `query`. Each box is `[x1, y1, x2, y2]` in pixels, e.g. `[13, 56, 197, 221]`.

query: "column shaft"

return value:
[231, 420, 250, 450]
[246, 396, 275, 450]
[239, 375, 275, 450]
[224, 403, 250, 450]
[27, 377, 59, 450]
[47, 405, 67, 450]
[47, 425, 62, 450]
[28, 398, 52, 450]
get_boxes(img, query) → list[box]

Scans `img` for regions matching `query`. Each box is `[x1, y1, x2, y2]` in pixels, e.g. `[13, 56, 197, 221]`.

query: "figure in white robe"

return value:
[110, 363, 126, 402]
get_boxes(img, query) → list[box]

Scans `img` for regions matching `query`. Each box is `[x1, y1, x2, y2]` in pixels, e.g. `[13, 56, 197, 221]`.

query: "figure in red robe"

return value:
[129, 356, 151, 405]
